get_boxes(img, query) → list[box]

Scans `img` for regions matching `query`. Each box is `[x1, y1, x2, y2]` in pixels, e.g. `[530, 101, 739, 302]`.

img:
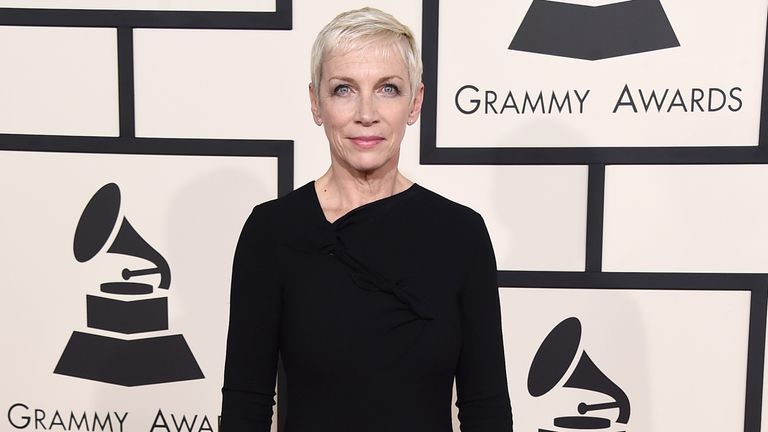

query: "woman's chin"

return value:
[341, 155, 397, 175]
[335, 152, 397, 173]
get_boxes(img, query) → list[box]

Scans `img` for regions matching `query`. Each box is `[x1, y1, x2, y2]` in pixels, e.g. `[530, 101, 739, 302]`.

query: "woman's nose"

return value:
[355, 93, 379, 125]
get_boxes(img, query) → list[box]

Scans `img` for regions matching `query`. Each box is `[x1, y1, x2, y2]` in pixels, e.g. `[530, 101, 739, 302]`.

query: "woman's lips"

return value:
[349, 136, 385, 149]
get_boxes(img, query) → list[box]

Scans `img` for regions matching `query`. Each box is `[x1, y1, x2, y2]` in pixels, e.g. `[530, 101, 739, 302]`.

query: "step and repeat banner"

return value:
[1, 1, 767, 432]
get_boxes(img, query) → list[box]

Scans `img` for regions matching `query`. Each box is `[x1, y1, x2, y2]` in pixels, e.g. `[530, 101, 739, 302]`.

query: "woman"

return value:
[221, 7, 512, 432]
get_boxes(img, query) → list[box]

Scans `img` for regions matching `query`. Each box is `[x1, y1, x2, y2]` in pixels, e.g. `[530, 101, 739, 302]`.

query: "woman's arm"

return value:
[455, 213, 513, 432]
[221, 207, 281, 432]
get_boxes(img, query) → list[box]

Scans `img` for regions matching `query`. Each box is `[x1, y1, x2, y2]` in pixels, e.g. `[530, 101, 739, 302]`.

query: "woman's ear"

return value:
[407, 82, 425, 125]
[309, 83, 322, 126]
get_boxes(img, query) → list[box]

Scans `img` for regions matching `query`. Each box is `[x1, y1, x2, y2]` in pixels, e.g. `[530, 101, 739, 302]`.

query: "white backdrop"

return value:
[0, 1, 767, 431]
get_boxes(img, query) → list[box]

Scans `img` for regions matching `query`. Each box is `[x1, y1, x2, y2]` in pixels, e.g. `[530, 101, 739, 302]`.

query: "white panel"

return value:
[0, 0, 274, 11]
[500, 288, 750, 432]
[0, 151, 277, 430]
[435, 0, 766, 148]
[0, 26, 119, 137]
[133, 28, 297, 140]
[604, 165, 768, 272]
[399, 158, 589, 271]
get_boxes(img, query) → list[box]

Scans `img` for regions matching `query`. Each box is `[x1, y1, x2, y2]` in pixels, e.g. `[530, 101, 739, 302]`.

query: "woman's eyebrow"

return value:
[376, 75, 405, 83]
[327, 75, 354, 81]
[327, 75, 405, 83]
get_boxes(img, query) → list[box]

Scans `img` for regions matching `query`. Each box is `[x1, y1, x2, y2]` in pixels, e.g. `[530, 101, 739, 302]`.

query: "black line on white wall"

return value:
[420, 0, 439, 167]
[420, 146, 768, 165]
[745, 285, 767, 432]
[117, 27, 135, 139]
[276, 143, 294, 197]
[498, 271, 768, 290]
[760, 12, 768, 156]
[585, 164, 605, 272]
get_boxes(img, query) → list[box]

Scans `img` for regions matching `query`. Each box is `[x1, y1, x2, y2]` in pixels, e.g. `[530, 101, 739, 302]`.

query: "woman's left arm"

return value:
[455, 213, 513, 432]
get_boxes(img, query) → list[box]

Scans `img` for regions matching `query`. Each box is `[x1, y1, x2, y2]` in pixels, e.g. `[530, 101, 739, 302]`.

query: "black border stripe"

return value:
[420, 0, 768, 165]
[0, 1, 292, 29]
[585, 164, 605, 272]
[759, 10, 768, 159]
[0, 134, 290, 155]
[498, 271, 768, 290]
[276, 141, 294, 197]
[420, 145, 768, 165]
[117, 27, 135, 139]
[746, 285, 767, 432]
[420, 0, 439, 166]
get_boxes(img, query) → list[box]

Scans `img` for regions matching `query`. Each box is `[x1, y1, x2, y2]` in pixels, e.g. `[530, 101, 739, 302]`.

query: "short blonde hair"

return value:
[310, 7, 423, 103]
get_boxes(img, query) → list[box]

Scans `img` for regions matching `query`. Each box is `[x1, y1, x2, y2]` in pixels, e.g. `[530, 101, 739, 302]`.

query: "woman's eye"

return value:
[381, 83, 400, 95]
[333, 85, 352, 96]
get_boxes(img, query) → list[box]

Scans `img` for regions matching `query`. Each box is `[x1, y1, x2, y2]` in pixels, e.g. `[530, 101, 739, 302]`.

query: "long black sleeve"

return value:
[221, 207, 281, 432]
[455, 213, 513, 431]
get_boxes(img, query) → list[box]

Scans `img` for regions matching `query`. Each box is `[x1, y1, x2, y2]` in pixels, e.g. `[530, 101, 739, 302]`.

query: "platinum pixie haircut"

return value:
[311, 7, 423, 103]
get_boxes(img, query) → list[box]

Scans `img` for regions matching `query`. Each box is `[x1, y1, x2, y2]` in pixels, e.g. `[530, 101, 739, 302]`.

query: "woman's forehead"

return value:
[322, 43, 408, 75]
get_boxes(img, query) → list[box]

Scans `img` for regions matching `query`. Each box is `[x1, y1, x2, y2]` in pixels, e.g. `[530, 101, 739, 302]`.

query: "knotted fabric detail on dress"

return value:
[316, 230, 435, 321]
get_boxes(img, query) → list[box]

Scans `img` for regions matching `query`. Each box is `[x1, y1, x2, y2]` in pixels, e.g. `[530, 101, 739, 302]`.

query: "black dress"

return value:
[221, 182, 513, 432]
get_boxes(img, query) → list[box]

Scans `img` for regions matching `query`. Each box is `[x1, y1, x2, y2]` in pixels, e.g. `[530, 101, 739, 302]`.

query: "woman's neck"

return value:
[314, 165, 413, 223]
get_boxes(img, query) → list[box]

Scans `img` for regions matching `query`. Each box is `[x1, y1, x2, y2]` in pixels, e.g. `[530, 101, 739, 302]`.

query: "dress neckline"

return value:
[308, 181, 421, 226]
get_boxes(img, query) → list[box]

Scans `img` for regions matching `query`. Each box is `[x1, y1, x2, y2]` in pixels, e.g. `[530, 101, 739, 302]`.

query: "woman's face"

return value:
[310, 42, 423, 175]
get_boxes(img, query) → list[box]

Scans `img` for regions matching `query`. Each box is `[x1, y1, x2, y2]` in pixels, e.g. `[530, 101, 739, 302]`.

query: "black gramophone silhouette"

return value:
[528, 317, 630, 431]
[509, 0, 679, 60]
[54, 183, 204, 386]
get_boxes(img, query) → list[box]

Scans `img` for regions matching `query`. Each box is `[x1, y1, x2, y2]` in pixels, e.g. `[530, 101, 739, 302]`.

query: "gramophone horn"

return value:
[528, 317, 582, 397]
[73, 183, 171, 289]
[528, 317, 631, 426]
[73, 183, 121, 263]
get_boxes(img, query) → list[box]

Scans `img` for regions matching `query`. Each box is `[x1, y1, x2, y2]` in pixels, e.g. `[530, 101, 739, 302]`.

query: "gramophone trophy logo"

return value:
[54, 183, 204, 386]
[509, 0, 679, 60]
[528, 317, 630, 432]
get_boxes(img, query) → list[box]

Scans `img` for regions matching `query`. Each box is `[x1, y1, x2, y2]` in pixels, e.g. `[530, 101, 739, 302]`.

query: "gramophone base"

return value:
[555, 415, 611, 429]
[86, 295, 168, 334]
[509, 0, 680, 60]
[54, 331, 204, 386]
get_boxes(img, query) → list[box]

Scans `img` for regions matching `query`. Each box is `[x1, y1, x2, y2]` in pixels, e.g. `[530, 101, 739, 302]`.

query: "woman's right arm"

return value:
[221, 208, 282, 432]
